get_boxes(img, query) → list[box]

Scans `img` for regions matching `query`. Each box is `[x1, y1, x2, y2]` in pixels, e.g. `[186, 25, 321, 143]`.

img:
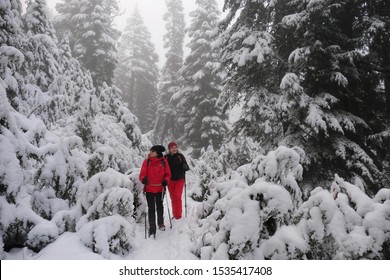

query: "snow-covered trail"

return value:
[126, 169, 200, 260]
[126, 216, 198, 260]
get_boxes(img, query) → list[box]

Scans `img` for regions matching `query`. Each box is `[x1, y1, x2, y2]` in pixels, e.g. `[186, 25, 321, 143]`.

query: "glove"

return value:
[162, 180, 168, 187]
[142, 176, 148, 184]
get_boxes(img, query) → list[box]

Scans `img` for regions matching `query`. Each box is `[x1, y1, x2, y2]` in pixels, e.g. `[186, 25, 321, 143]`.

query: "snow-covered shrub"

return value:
[283, 175, 390, 260]
[78, 168, 134, 214]
[88, 146, 116, 178]
[127, 168, 146, 222]
[35, 133, 88, 206]
[77, 187, 134, 229]
[194, 178, 293, 259]
[190, 158, 218, 202]
[52, 205, 83, 234]
[238, 146, 304, 208]
[1, 84, 50, 251]
[256, 225, 308, 259]
[79, 215, 135, 258]
[90, 113, 142, 173]
[0, 197, 40, 251]
[31, 188, 69, 220]
[26, 220, 59, 252]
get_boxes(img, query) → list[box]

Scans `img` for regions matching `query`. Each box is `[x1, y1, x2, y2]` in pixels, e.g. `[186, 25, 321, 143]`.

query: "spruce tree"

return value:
[279, 0, 388, 191]
[219, 0, 389, 191]
[154, 0, 185, 143]
[179, 0, 227, 157]
[217, 0, 283, 151]
[115, 7, 159, 132]
[0, 0, 26, 110]
[358, 0, 390, 187]
[55, 0, 120, 87]
[24, 0, 60, 91]
[23, 0, 69, 127]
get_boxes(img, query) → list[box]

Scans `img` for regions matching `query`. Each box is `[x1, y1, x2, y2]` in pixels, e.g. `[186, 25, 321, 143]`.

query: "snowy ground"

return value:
[4, 170, 200, 260]
[4, 207, 199, 260]
[5, 218, 198, 260]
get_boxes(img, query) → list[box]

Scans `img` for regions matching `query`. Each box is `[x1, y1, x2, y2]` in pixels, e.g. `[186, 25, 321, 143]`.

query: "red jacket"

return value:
[139, 156, 171, 193]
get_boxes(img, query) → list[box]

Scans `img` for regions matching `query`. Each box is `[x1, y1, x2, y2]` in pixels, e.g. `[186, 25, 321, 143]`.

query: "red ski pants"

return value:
[168, 179, 185, 219]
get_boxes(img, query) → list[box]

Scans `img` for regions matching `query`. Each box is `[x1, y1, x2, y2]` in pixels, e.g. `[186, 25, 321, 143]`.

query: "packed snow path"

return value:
[126, 215, 198, 260]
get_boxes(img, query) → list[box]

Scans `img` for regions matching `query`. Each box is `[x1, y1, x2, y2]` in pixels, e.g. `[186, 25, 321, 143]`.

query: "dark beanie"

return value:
[150, 145, 165, 157]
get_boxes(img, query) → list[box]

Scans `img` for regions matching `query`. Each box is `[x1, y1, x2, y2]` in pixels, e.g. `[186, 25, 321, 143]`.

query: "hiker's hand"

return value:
[142, 177, 148, 184]
[162, 180, 167, 187]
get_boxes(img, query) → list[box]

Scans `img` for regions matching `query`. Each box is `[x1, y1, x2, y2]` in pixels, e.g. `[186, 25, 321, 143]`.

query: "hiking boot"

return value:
[149, 229, 156, 238]
[158, 224, 166, 231]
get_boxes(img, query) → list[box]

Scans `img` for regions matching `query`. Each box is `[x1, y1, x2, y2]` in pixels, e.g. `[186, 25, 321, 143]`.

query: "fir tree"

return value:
[0, 0, 26, 110]
[179, 0, 227, 157]
[217, 0, 282, 152]
[115, 7, 159, 132]
[22, 0, 68, 127]
[154, 0, 186, 143]
[55, 0, 120, 87]
[279, 0, 388, 191]
[219, 0, 389, 191]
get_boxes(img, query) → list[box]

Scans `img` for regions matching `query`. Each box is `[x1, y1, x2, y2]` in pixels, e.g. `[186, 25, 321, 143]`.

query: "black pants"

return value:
[146, 192, 164, 234]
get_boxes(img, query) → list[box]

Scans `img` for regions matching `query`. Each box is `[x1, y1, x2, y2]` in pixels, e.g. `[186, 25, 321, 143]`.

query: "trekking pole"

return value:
[144, 185, 147, 239]
[184, 179, 187, 218]
[164, 187, 173, 228]
[144, 210, 147, 239]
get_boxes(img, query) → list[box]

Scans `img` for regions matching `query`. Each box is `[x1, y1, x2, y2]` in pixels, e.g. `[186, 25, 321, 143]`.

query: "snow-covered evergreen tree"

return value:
[55, 0, 120, 87]
[279, 0, 388, 191]
[360, 0, 390, 116]
[217, 0, 283, 152]
[0, 0, 26, 111]
[218, 0, 389, 192]
[115, 6, 159, 132]
[23, 0, 60, 92]
[359, 0, 390, 188]
[178, 0, 227, 157]
[22, 0, 70, 128]
[154, 0, 186, 143]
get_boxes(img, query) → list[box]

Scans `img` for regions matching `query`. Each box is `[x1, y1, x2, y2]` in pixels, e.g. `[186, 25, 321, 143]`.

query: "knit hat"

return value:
[150, 145, 165, 157]
[168, 142, 178, 150]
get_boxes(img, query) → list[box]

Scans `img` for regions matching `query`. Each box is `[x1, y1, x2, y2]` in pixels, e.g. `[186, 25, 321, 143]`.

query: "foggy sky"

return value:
[43, 0, 225, 68]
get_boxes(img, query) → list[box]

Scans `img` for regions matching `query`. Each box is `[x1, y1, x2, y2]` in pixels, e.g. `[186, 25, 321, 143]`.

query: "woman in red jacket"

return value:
[139, 145, 171, 238]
